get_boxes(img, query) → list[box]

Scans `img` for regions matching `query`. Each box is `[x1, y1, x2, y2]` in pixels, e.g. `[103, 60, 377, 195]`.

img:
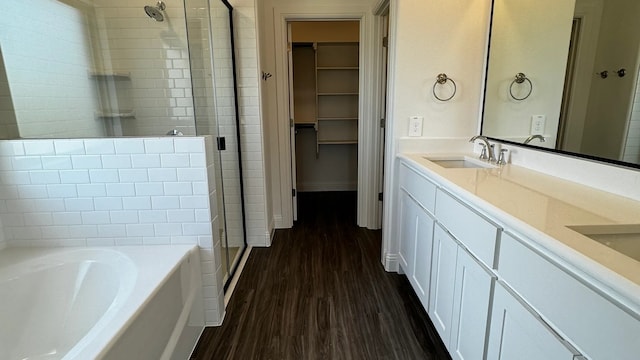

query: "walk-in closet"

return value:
[289, 21, 360, 219]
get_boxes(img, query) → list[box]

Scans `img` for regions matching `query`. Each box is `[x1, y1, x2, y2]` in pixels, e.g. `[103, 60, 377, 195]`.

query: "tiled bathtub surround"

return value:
[0, 137, 225, 325]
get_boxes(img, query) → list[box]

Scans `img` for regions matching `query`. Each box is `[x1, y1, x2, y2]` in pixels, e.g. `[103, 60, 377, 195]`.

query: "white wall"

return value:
[482, 0, 576, 147]
[0, 137, 225, 325]
[381, 0, 491, 269]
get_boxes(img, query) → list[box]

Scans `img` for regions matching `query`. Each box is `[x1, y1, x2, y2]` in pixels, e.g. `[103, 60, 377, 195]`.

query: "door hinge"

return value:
[290, 118, 294, 128]
[216, 137, 226, 151]
[378, 192, 383, 201]
[292, 189, 296, 197]
[380, 118, 385, 128]
[382, 36, 388, 48]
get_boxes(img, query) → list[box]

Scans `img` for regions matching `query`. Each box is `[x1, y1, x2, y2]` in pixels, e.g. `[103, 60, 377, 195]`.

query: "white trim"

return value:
[373, 0, 390, 16]
[384, 252, 399, 272]
[264, 230, 272, 246]
[273, 214, 285, 229]
[269, 5, 380, 229]
[381, 0, 399, 268]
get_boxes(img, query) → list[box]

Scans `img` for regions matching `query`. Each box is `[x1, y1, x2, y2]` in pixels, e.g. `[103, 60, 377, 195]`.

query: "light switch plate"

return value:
[408, 116, 423, 137]
[531, 115, 546, 135]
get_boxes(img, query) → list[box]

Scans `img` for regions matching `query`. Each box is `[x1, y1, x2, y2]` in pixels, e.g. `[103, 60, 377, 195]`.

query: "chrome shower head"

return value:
[144, 1, 166, 22]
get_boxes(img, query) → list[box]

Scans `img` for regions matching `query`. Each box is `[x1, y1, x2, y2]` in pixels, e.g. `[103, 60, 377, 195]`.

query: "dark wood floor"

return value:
[191, 191, 450, 359]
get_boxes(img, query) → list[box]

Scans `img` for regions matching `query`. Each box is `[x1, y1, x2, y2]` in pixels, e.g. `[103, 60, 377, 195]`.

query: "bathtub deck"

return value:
[190, 191, 450, 359]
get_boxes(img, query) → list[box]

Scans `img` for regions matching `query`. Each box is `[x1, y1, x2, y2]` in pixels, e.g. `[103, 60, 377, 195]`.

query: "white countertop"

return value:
[399, 153, 640, 313]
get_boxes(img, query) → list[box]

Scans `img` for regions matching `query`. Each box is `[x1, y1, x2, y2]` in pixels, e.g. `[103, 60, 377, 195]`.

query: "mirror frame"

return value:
[480, 0, 640, 171]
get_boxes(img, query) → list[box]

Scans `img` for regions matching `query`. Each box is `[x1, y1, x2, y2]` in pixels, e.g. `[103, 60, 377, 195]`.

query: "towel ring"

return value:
[509, 73, 533, 101]
[433, 73, 457, 101]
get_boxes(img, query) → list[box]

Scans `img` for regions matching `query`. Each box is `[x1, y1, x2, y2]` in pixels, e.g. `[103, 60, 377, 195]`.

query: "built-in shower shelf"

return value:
[89, 71, 131, 79]
[96, 111, 136, 119]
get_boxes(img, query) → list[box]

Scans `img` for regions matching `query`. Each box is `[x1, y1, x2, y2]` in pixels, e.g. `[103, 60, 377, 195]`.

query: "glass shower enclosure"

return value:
[0, 0, 247, 288]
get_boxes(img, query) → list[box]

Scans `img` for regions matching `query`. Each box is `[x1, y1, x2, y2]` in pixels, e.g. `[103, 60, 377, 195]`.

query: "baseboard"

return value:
[265, 230, 272, 247]
[384, 252, 399, 272]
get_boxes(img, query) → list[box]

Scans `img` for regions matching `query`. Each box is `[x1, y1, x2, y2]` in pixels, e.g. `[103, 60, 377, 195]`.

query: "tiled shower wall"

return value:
[232, 1, 270, 246]
[92, 0, 197, 137]
[0, 137, 225, 325]
[1, 0, 104, 138]
[624, 72, 640, 164]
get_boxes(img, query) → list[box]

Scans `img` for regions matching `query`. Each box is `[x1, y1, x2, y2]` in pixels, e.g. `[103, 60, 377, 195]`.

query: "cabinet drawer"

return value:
[487, 282, 581, 360]
[399, 162, 437, 214]
[435, 189, 499, 267]
[499, 232, 640, 360]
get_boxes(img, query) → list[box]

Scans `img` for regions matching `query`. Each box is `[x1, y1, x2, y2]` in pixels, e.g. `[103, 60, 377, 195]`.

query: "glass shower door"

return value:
[184, 0, 247, 288]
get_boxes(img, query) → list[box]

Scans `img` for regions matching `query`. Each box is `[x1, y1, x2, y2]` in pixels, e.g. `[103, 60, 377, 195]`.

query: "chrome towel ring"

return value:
[433, 73, 457, 102]
[509, 73, 533, 101]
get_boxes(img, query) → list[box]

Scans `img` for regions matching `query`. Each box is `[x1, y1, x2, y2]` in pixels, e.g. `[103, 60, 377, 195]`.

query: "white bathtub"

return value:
[0, 245, 204, 360]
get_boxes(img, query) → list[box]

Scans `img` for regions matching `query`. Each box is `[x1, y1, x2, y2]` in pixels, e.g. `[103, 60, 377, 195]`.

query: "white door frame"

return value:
[271, 5, 382, 229]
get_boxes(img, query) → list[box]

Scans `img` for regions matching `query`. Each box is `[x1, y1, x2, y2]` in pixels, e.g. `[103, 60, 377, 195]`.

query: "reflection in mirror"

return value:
[482, 0, 640, 167]
[0, 0, 197, 138]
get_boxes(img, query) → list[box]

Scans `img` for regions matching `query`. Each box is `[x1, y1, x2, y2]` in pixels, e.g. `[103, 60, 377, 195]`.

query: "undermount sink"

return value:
[424, 155, 495, 169]
[569, 224, 640, 262]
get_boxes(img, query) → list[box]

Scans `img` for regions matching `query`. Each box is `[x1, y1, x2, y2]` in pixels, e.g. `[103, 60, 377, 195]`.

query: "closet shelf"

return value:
[89, 71, 131, 79]
[317, 117, 358, 121]
[316, 67, 359, 70]
[96, 111, 136, 119]
[317, 92, 359, 96]
[318, 139, 358, 145]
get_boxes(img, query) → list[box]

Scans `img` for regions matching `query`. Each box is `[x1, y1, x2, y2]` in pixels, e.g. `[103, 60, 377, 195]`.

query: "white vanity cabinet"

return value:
[429, 224, 495, 360]
[498, 232, 640, 360]
[399, 162, 497, 359]
[398, 163, 437, 310]
[398, 191, 435, 309]
[395, 156, 640, 360]
[486, 282, 583, 360]
[431, 188, 498, 360]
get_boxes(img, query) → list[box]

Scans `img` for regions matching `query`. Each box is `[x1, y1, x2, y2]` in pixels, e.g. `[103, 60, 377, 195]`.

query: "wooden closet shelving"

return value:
[292, 41, 359, 153]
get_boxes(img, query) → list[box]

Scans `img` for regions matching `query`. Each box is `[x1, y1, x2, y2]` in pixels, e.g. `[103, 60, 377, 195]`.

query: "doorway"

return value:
[288, 21, 360, 222]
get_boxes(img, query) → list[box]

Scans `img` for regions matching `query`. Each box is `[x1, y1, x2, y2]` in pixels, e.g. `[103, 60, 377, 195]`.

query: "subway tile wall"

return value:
[0, 49, 19, 140]
[3, 0, 270, 247]
[624, 73, 640, 164]
[0, 137, 225, 325]
[1, 0, 104, 138]
[233, 2, 270, 246]
[92, 0, 197, 137]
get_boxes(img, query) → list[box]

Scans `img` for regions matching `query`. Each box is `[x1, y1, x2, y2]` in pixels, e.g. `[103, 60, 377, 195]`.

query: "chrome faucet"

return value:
[469, 135, 496, 162]
[524, 134, 546, 144]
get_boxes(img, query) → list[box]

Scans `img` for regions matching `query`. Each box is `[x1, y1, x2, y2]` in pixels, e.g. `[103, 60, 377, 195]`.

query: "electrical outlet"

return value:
[408, 116, 423, 137]
[530, 115, 546, 135]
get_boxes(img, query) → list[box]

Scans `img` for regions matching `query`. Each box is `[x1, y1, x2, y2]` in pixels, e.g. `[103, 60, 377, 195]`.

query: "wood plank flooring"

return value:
[191, 191, 450, 359]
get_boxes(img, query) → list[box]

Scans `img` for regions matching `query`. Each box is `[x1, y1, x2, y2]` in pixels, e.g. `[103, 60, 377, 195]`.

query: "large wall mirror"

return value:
[482, 0, 640, 168]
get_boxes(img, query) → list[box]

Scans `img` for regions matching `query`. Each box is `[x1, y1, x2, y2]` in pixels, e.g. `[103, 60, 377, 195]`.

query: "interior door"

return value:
[287, 23, 298, 221]
[378, 13, 390, 224]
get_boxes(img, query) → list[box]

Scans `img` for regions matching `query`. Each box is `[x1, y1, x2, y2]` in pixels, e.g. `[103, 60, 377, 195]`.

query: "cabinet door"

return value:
[486, 282, 580, 360]
[398, 191, 417, 276]
[429, 225, 458, 344]
[449, 248, 495, 360]
[410, 205, 434, 310]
